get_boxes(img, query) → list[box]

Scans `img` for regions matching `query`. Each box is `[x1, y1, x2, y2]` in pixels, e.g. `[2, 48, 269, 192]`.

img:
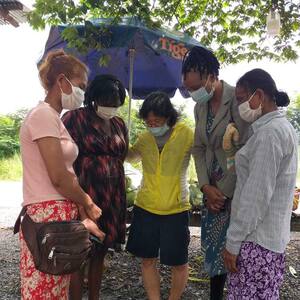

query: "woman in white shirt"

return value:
[223, 68, 298, 299]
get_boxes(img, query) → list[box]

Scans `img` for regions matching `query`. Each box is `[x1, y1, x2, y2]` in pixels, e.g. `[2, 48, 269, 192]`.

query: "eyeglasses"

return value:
[144, 119, 166, 128]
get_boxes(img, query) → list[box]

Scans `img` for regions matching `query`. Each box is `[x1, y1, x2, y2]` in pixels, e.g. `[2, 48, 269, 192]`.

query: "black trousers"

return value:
[210, 274, 227, 300]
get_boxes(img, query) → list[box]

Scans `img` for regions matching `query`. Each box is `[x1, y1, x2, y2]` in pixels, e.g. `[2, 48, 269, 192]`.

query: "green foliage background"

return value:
[0, 109, 28, 159]
[28, 0, 300, 64]
[287, 95, 300, 141]
[1, 99, 299, 202]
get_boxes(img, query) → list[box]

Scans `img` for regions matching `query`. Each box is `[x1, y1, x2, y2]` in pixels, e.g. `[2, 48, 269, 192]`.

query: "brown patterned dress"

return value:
[62, 107, 128, 248]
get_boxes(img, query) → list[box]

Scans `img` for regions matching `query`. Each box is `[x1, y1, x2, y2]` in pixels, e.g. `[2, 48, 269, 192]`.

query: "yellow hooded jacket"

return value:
[129, 122, 193, 215]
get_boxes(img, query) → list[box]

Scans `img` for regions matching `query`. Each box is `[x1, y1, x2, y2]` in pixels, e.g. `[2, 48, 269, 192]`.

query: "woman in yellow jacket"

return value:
[126, 92, 194, 300]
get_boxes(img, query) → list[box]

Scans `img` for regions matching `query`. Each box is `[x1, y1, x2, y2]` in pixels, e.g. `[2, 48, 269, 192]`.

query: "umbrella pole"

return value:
[128, 48, 135, 137]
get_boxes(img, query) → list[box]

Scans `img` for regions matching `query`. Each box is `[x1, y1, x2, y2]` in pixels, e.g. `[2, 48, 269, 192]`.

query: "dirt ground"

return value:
[0, 228, 299, 300]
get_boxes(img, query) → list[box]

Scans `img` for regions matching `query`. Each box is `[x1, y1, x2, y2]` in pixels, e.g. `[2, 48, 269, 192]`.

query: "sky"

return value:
[0, 0, 299, 117]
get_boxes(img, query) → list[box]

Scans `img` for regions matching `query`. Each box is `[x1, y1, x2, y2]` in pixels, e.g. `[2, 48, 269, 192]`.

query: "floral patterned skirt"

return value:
[227, 242, 285, 300]
[19, 200, 78, 300]
[201, 202, 230, 277]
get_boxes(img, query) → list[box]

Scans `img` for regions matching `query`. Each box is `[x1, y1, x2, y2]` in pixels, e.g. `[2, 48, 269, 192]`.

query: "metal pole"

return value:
[128, 48, 135, 136]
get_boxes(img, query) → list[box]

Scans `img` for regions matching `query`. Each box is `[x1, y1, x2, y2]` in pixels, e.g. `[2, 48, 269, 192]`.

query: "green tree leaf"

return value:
[29, 0, 300, 64]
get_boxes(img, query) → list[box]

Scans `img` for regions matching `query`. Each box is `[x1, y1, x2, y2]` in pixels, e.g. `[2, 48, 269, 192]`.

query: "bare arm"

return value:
[78, 205, 106, 241]
[126, 147, 142, 163]
[36, 137, 101, 222]
[126, 135, 143, 163]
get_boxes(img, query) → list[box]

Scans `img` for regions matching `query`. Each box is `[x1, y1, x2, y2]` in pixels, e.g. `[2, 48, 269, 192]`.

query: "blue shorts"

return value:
[126, 206, 190, 266]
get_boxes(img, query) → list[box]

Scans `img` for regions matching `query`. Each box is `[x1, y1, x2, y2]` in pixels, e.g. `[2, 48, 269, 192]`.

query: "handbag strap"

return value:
[13, 206, 27, 234]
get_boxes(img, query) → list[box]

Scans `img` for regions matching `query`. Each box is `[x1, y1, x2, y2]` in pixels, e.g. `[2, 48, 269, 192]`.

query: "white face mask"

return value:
[238, 91, 262, 123]
[60, 77, 85, 110]
[96, 106, 119, 119]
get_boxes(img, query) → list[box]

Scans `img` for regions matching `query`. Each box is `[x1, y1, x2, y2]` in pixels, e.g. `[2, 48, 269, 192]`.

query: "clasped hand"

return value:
[203, 185, 226, 213]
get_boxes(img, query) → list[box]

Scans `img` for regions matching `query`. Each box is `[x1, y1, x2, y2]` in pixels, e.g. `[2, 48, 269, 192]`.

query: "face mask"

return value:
[96, 106, 119, 119]
[60, 77, 85, 110]
[238, 92, 262, 123]
[147, 123, 170, 137]
[189, 77, 215, 104]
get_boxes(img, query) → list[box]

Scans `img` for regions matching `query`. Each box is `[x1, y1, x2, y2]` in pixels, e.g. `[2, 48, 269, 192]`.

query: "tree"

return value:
[117, 99, 145, 145]
[7, 109, 29, 139]
[28, 0, 300, 64]
[292, 94, 300, 110]
[0, 109, 29, 159]
[287, 94, 300, 142]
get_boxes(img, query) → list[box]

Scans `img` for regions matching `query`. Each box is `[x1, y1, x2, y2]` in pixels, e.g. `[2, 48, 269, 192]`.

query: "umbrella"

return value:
[40, 17, 204, 131]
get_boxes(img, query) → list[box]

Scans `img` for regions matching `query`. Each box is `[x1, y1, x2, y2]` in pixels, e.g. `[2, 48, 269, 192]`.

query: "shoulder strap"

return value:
[13, 206, 27, 234]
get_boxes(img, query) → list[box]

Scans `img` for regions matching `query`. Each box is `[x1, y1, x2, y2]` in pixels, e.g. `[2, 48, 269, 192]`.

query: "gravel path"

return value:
[1, 228, 300, 299]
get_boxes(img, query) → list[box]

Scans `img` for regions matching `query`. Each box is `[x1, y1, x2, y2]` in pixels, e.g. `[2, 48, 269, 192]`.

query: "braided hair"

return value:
[84, 74, 126, 109]
[182, 46, 220, 79]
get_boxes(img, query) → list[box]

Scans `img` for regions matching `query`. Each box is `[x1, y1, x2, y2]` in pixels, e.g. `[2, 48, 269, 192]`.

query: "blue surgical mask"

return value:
[147, 123, 170, 137]
[189, 78, 215, 104]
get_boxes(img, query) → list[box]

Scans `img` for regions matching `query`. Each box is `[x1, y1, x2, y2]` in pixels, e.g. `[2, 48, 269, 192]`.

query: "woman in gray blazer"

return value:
[182, 46, 248, 300]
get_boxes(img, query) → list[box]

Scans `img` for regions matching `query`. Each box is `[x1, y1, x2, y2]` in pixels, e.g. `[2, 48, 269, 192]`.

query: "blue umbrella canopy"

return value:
[40, 17, 204, 99]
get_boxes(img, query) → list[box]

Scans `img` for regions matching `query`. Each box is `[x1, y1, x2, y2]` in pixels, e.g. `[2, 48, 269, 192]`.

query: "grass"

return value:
[0, 147, 299, 183]
[0, 154, 22, 181]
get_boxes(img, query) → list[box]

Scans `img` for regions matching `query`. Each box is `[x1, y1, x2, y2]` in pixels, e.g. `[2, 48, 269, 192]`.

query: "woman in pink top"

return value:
[19, 49, 102, 300]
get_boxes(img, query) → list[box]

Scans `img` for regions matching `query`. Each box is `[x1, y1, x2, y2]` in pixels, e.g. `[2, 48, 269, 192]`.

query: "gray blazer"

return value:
[193, 81, 249, 198]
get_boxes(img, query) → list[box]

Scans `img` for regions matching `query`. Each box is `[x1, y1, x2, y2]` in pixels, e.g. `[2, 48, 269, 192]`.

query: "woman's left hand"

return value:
[223, 248, 238, 273]
[82, 218, 106, 242]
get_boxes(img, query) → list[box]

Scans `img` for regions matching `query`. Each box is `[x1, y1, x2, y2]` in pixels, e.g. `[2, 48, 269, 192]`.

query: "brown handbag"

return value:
[14, 207, 92, 275]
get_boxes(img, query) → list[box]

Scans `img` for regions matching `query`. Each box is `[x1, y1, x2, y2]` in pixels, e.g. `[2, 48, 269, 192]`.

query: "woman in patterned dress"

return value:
[182, 46, 248, 300]
[62, 74, 128, 300]
[19, 49, 101, 299]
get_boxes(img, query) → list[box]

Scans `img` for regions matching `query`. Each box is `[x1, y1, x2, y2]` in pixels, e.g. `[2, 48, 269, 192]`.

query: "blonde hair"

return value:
[39, 49, 88, 90]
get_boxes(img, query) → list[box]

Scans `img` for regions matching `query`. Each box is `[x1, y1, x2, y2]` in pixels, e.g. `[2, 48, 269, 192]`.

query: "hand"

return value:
[222, 123, 240, 157]
[202, 185, 225, 213]
[223, 248, 238, 273]
[81, 218, 106, 242]
[85, 201, 102, 222]
[206, 197, 225, 213]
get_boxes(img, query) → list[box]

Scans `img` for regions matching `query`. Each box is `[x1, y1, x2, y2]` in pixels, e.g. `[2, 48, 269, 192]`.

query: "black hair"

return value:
[139, 92, 179, 127]
[182, 46, 220, 78]
[237, 68, 290, 107]
[84, 74, 126, 109]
